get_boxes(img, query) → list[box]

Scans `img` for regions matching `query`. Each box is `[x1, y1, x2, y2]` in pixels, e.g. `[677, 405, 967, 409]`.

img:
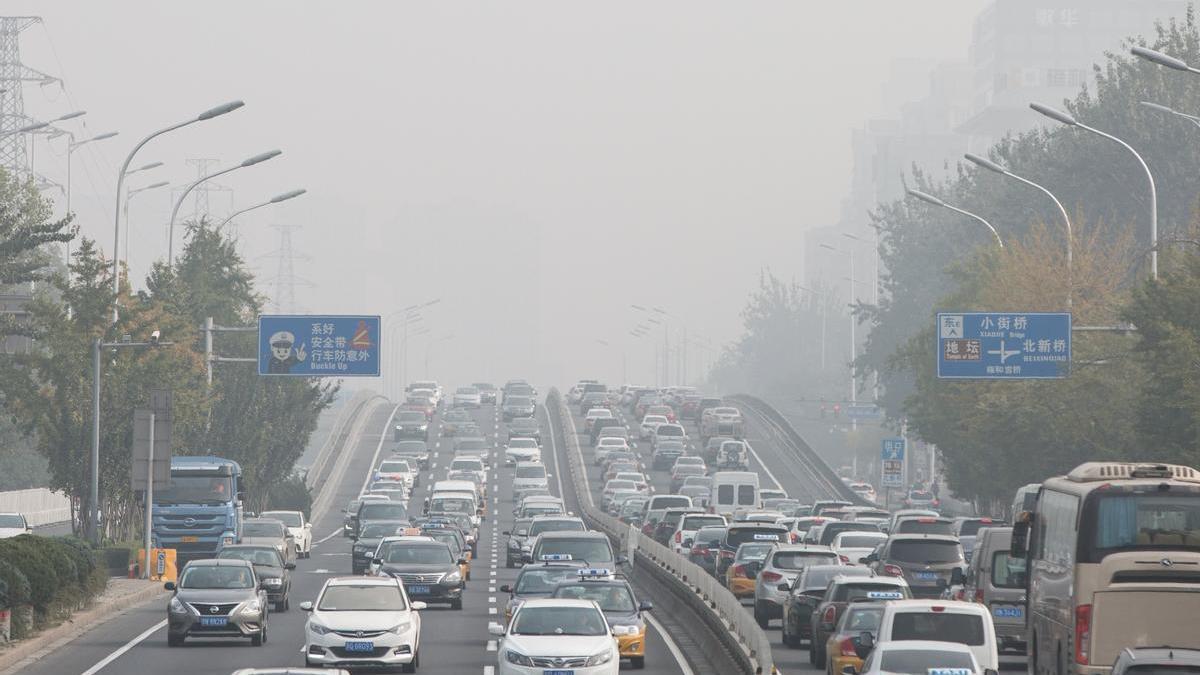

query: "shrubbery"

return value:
[0, 534, 107, 637]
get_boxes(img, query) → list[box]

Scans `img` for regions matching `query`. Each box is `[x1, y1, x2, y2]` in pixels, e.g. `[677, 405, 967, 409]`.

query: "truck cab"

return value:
[152, 456, 243, 566]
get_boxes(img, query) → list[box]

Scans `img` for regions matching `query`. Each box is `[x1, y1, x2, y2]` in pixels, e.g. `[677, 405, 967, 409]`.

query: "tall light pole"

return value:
[216, 188, 307, 232]
[123, 181, 169, 271]
[385, 298, 440, 398]
[1140, 100, 1200, 130]
[1031, 102, 1157, 279]
[167, 149, 281, 266]
[964, 152, 1072, 307]
[820, 243, 857, 418]
[61, 130, 119, 266]
[907, 189, 1004, 248]
[112, 100, 245, 312]
[798, 284, 827, 371]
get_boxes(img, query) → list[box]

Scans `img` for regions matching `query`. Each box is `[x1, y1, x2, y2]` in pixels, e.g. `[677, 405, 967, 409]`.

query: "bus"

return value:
[1011, 462, 1200, 675]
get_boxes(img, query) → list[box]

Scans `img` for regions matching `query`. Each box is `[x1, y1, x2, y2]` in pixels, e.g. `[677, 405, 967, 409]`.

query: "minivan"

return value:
[711, 471, 760, 516]
[952, 526, 1026, 654]
[870, 599, 999, 673]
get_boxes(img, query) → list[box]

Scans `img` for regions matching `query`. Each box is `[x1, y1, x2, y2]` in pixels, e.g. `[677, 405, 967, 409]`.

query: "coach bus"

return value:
[1012, 462, 1200, 675]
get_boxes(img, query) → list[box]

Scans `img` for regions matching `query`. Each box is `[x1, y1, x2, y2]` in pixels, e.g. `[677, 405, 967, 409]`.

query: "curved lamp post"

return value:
[907, 188, 1004, 248]
[167, 149, 281, 265]
[216, 188, 307, 231]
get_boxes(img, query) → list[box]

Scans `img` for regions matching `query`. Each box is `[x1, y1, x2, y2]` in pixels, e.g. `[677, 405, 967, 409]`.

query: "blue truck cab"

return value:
[152, 456, 243, 565]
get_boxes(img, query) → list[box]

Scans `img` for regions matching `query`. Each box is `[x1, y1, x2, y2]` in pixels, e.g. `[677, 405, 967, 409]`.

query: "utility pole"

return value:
[0, 16, 62, 182]
[184, 158, 231, 220]
[262, 223, 313, 313]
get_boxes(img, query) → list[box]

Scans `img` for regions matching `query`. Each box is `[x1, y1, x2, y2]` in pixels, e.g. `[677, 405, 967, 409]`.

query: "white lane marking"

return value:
[316, 528, 343, 545]
[487, 640, 497, 651]
[485, 667, 496, 675]
[743, 440, 783, 490]
[543, 404, 566, 500]
[645, 609, 696, 675]
[359, 406, 401, 494]
[80, 619, 167, 675]
[489, 586, 496, 592]
[488, 607, 497, 614]
[488, 596, 496, 603]
[310, 568, 332, 573]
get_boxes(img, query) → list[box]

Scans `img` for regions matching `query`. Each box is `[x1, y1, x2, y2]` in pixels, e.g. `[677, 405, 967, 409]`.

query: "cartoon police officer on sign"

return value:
[267, 330, 307, 374]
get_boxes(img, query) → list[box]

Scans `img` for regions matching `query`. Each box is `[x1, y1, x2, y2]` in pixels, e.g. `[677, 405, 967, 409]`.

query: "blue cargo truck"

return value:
[152, 456, 243, 566]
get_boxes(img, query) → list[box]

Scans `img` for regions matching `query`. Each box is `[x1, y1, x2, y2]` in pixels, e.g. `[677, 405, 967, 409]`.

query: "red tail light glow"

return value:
[839, 637, 858, 657]
[882, 564, 903, 577]
[1075, 604, 1092, 665]
[675, 532, 682, 543]
[761, 571, 783, 583]
[822, 606, 837, 625]
[974, 588, 985, 604]
[732, 564, 747, 577]
[838, 555, 850, 564]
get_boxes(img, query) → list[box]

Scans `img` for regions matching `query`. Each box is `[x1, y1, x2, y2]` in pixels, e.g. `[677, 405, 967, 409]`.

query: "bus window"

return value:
[1085, 493, 1200, 562]
[737, 485, 756, 506]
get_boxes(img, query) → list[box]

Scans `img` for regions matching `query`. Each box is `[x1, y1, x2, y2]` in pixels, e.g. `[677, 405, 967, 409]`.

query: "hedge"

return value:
[0, 534, 107, 635]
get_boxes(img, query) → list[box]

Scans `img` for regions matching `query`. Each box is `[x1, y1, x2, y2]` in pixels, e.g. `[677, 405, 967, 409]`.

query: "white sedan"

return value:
[260, 510, 312, 559]
[490, 598, 622, 675]
[303, 576, 424, 671]
[639, 414, 668, 440]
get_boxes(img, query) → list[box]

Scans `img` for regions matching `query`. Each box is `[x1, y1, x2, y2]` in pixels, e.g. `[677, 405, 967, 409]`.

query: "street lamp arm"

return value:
[1076, 121, 1157, 278]
[168, 164, 239, 263]
[943, 203, 1004, 248]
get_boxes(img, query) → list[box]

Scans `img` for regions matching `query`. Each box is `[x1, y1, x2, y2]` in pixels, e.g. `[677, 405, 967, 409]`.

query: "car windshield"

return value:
[695, 528, 725, 545]
[888, 539, 963, 564]
[0, 515, 25, 528]
[837, 534, 886, 548]
[155, 474, 232, 505]
[606, 481, 636, 491]
[318, 584, 406, 611]
[180, 565, 254, 589]
[510, 439, 538, 448]
[424, 530, 463, 551]
[451, 460, 482, 471]
[515, 567, 582, 593]
[430, 497, 474, 513]
[895, 519, 956, 536]
[360, 523, 406, 538]
[511, 606, 607, 636]
[516, 466, 547, 479]
[771, 551, 839, 570]
[674, 466, 704, 476]
[733, 543, 773, 561]
[380, 544, 453, 564]
[879, 648, 976, 673]
[243, 521, 285, 537]
[537, 539, 613, 563]
[506, 396, 532, 406]
[529, 520, 585, 536]
[891, 611, 985, 645]
[217, 547, 283, 567]
[261, 512, 302, 527]
[394, 442, 427, 453]
[360, 503, 409, 521]
[397, 412, 425, 423]
[379, 461, 410, 473]
[843, 607, 884, 631]
[682, 516, 725, 530]
[554, 584, 636, 612]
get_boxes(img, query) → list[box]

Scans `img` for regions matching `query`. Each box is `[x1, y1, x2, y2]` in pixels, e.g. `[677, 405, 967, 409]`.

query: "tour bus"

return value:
[710, 471, 759, 517]
[1012, 462, 1200, 675]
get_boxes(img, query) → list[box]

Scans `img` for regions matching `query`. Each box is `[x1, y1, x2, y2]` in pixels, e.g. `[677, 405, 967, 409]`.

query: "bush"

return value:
[0, 536, 59, 623]
[0, 560, 31, 638]
[54, 536, 106, 597]
[266, 474, 312, 518]
[0, 535, 107, 632]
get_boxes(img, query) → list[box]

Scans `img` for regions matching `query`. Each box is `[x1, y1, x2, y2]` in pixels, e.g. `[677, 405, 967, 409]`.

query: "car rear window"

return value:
[891, 611, 985, 646]
[516, 466, 547, 479]
[819, 523, 880, 545]
[888, 539, 962, 563]
[833, 581, 907, 602]
[683, 516, 725, 530]
[991, 551, 1024, 588]
[895, 519, 956, 536]
[725, 527, 786, 548]
[836, 534, 885, 548]
[737, 485, 756, 506]
[650, 496, 691, 510]
[959, 519, 1005, 537]
[529, 520, 585, 536]
[771, 551, 839, 570]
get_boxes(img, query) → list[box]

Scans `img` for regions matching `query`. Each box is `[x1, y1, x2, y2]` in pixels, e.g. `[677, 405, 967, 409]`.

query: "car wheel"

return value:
[251, 628, 264, 647]
[630, 656, 645, 669]
[814, 643, 826, 669]
[167, 633, 183, 647]
[809, 640, 819, 665]
[451, 598, 463, 610]
[753, 601, 770, 628]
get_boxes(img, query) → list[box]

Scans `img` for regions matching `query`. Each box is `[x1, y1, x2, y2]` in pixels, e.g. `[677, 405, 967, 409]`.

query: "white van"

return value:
[872, 599, 999, 673]
[711, 471, 759, 516]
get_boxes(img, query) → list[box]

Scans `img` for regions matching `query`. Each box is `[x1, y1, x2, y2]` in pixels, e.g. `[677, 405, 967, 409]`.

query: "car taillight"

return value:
[974, 588, 984, 604]
[674, 532, 682, 543]
[732, 563, 746, 577]
[720, 549, 735, 559]
[838, 554, 850, 564]
[840, 637, 858, 657]
[822, 606, 837, 625]
[882, 564, 903, 577]
[691, 546, 709, 556]
[761, 571, 782, 583]
[1075, 604, 1092, 665]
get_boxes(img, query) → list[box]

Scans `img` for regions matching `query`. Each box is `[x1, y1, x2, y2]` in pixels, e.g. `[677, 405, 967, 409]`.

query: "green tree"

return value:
[0, 169, 72, 288]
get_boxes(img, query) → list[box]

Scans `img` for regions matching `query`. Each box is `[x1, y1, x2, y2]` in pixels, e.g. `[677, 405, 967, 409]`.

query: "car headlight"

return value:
[242, 599, 262, 614]
[169, 596, 188, 614]
[354, 545, 370, 553]
[508, 539, 521, 549]
[612, 623, 643, 635]
[386, 621, 413, 634]
[443, 571, 462, 585]
[505, 649, 535, 666]
[308, 620, 333, 635]
[585, 649, 614, 666]
[264, 577, 283, 587]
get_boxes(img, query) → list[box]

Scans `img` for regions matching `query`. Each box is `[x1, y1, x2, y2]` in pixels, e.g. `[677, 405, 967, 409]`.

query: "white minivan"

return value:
[710, 471, 759, 516]
[871, 599, 999, 673]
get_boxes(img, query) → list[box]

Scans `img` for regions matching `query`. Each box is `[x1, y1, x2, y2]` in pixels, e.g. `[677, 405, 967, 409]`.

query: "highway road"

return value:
[16, 396, 691, 675]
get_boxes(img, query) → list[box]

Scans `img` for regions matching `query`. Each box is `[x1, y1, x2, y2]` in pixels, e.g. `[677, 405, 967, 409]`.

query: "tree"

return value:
[0, 169, 72, 288]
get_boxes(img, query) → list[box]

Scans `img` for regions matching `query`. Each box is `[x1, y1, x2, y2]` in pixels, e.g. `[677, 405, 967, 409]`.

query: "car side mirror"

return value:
[616, 555, 629, 565]
[285, 562, 296, 570]
[499, 584, 513, 593]
[163, 581, 176, 591]
[777, 582, 791, 592]
[300, 601, 313, 611]
[854, 631, 874, 658]
[488, 621, 505, 636]
[457, 558, 468, 566]
[412, 601, 427, 610]
[950, 567, 965, 586]
[638, 600, 653, 612]
[841, 666, 857, 675]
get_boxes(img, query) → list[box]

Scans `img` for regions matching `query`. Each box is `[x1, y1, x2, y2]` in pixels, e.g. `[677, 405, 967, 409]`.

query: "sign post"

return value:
[258, 315, 381, 377]
[937, 312, 1071, 379]
[133, 389, 172, 580]
[881, 437, 906, 508]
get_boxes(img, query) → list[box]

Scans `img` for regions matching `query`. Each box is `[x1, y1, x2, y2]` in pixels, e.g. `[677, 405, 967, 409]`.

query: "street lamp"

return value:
[112, 100, 245, 311]
[123, 181, 169, 270]
[89, 332, 174, 544]
[216, 188, 307, 231]
[167, 149, 282, 265]
[384, 299, 440, 398]
[61, 130, 119, 265]
[1140, 101, 1200, 130]
[964, 152, 1072, 307]
[907, 189, 1004, 248]
[1031, 101, 1157, 279]
[128, 161, 164, 176]
[1131, 45, 1200, 74]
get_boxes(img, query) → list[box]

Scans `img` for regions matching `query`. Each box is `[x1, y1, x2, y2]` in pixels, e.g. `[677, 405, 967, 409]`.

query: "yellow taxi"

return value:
[723, 542, 773, 598]
[822, 602, 886, 675]
[550, 568, 653, 669]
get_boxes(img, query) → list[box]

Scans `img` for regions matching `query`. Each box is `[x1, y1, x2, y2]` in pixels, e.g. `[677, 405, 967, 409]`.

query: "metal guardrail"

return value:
[306, 390, 379, 496]
[547, 389, 773, 675]
[729, 394, 873, 507]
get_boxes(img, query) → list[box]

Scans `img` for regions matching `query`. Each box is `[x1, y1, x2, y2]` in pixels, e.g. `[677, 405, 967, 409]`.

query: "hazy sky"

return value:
[11, 1, 987, 391]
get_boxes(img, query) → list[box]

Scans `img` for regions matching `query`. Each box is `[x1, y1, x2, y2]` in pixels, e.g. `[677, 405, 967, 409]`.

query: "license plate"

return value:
[344, 640, 375, 652]
[199, 616, 227, 627]
[407, 585, 430, 594]
[181, 535, 199, 543]
[913, 571, 938, 580]
[993, 606, 1024, 619]
[543, 671, 574, 675]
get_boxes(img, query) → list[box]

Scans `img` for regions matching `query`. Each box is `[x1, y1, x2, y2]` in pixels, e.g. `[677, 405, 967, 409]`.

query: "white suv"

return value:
[260, 510, 312, 559]
[302, 576, 424, 671]
[639, 415, 668, 440]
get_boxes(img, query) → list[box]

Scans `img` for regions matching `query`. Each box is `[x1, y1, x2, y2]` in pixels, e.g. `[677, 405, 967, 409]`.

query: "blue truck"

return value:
[152, 456, 243, 566]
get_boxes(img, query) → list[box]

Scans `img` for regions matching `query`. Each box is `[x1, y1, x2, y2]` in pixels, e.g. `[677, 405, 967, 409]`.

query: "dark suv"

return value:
[372, 538, 466, 609]
[864, 534, 965, 598]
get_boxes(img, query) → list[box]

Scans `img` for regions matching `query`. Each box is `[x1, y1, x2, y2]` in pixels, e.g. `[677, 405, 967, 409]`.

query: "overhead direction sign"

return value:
[258, 315, 381, 377]
[936, 312, 1071, 379]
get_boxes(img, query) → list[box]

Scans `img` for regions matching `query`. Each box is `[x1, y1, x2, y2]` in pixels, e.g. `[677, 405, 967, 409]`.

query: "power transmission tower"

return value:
[0, 16, 61, 179]
[262, 223, 313, 313]
[184, 158, 232, 220]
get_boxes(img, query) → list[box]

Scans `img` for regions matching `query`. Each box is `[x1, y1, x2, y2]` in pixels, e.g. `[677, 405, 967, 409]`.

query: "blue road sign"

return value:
[936, 312, 1071, 379]
[258, 315, 381, 377]
[847, 404, 882, 421]
[881, 438, 905, 461]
